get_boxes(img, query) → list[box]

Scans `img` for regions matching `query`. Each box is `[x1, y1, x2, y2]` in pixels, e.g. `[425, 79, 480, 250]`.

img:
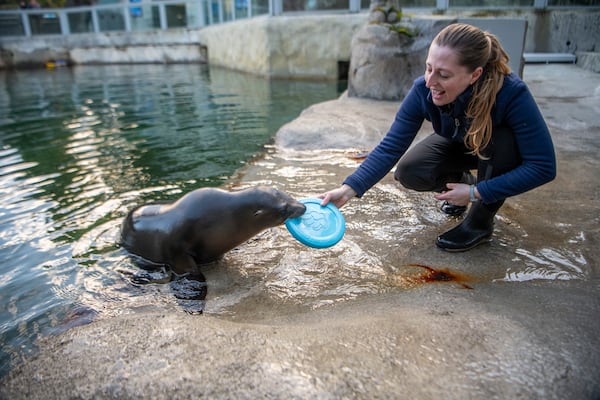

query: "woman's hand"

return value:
[318, 184, 357, 208]
[434, 183, 477, 206]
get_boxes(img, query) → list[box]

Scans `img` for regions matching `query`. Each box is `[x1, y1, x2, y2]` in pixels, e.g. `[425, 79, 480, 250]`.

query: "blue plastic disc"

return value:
[285, 198, 345, 249]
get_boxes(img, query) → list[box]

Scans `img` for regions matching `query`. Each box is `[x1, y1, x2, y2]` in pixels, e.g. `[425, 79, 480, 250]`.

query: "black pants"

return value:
[394, 126, 521, 213]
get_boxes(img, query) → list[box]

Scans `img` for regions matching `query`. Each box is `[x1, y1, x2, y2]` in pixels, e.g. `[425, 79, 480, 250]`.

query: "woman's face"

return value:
[424, 43, 482, 106]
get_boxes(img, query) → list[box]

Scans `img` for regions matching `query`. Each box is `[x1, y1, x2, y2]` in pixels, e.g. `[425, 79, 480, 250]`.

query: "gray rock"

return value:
[348, 17, 456, 100]
[368, 10, 386, 24]
[275, 92, 400, 151]
[576, 51, 600, 73]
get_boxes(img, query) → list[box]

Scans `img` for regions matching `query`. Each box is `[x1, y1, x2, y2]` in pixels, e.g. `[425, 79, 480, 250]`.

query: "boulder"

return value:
[348, 17, 456, 100]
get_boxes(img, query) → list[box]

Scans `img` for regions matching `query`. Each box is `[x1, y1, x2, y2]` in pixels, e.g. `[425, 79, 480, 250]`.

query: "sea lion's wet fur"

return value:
[120, 186, 305, 274]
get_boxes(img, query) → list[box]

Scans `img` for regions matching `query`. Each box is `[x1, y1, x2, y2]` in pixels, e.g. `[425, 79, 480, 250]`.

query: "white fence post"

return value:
[123, 4, 132, 32]
[197, 0, 206, 27]
[20, 12, 32, 37]
[91, 9, 100, 33]
[269, 0, 282, 15]
[58, 11, 70, 35]
[159, 3, 168, 29]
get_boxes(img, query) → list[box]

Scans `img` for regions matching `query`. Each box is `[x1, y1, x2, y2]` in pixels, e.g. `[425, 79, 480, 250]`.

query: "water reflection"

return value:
[500, 247, 586, 282]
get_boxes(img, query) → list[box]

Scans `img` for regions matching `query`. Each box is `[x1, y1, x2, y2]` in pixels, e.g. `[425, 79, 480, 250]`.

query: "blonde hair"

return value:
[433, 23, 511, 158]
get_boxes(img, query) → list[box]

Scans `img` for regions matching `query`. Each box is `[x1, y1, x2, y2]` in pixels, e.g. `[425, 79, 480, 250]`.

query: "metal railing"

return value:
[0, 0, 598, 38]
[0, 0, 270, 37]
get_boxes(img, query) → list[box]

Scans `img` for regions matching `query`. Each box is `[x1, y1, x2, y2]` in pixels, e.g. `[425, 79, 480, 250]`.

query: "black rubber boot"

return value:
[439, 172, 477, 217]
[436, 200, 502, 252]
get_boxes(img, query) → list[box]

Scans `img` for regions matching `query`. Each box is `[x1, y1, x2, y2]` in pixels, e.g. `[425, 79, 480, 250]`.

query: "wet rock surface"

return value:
[1, 64, 599, 400]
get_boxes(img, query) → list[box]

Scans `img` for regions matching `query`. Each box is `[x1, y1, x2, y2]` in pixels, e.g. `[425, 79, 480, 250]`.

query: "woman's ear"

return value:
[470, 66, 483, 85]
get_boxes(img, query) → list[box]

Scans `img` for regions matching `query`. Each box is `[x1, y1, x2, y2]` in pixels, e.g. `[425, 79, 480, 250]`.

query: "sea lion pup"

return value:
[120, 186, 306, 275]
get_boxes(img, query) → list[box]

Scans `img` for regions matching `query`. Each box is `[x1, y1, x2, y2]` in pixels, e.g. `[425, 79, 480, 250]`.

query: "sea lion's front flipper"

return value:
[170, 254, 200, 275]
[169, 256, 207, 312]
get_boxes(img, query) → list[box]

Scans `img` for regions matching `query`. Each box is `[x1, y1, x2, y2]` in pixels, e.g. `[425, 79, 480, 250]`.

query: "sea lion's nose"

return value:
[285, 202, 306, 219]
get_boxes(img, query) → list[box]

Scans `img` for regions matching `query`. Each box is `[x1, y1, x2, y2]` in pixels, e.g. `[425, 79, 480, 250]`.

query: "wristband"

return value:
[469, 184, 477, 202]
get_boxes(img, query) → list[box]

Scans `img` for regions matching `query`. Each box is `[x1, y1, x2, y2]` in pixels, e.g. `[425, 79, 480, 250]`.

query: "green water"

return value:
[0, 64, 342, 376]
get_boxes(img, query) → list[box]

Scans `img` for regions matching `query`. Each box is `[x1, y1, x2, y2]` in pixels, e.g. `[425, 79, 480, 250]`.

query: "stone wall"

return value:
[434, 9, 599, 54]
[197, 15, 365, 79]
[0, 29, 206, 68]
[527, 10, 599, 53]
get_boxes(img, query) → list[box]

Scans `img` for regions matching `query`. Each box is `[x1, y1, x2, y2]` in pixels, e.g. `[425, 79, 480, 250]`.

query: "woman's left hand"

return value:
[434, 183, 473, 207]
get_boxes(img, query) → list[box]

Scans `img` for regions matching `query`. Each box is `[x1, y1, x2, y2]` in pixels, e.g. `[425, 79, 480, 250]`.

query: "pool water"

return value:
[0, 64, 342, 376]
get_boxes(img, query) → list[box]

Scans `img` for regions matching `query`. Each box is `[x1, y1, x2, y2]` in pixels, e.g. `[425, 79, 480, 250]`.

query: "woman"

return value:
[319, 23, 556, 252]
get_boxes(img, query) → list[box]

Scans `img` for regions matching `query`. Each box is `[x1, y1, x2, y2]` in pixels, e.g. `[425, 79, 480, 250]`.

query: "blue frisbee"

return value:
[285, 198, 345, 249]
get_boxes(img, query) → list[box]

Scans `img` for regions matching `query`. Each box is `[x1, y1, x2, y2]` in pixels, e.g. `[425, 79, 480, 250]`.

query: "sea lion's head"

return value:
[246, 186, 306, 225]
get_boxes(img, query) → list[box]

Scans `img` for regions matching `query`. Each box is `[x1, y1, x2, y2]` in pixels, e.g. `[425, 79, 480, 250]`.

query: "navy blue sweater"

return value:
[343, 73, 556, 204]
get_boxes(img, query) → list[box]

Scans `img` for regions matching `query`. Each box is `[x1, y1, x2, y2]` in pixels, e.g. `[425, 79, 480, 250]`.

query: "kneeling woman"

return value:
[319, 23, 556, 251]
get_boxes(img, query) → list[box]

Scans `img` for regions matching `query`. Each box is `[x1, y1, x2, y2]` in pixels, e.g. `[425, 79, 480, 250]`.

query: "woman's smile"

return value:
[424, 43, 480, 106]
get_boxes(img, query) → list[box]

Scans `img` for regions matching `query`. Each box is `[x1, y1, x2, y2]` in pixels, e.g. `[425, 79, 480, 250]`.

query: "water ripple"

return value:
[500, 247, 587, 282]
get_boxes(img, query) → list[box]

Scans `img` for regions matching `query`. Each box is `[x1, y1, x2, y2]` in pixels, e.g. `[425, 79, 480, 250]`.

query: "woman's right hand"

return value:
[318, 184, 357, 208]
